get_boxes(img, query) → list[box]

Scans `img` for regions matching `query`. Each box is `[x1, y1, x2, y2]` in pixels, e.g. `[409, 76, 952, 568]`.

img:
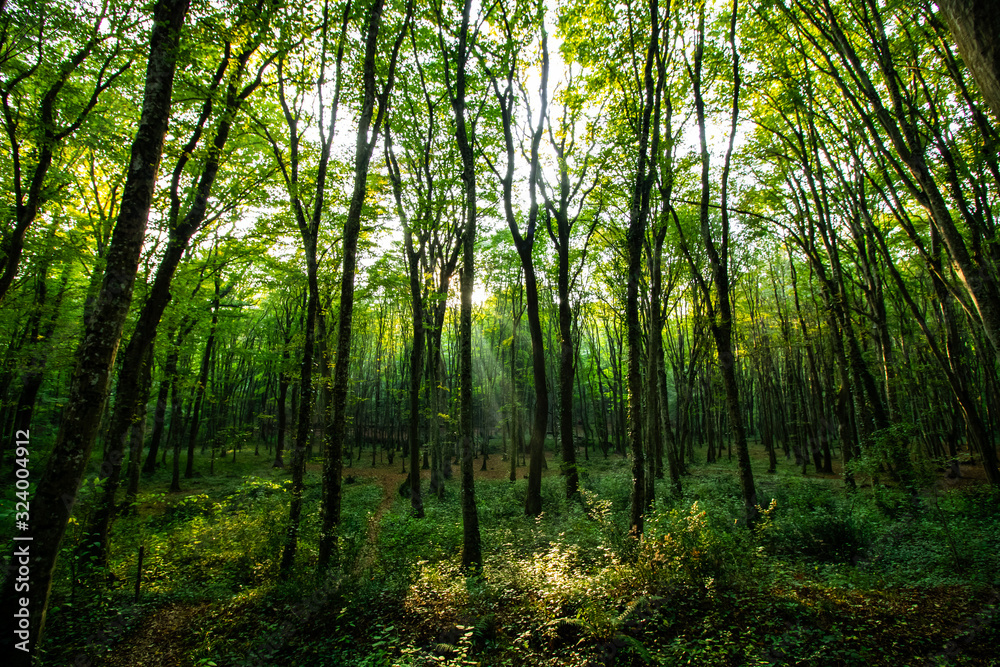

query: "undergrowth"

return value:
[25, 450, 1000, 666]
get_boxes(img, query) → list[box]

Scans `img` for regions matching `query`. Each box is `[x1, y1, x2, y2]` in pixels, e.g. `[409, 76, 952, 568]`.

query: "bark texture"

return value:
[939, 0, 1000, 121]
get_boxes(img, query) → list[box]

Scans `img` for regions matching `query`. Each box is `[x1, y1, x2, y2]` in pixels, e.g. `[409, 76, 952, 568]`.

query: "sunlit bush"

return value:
[637, 501, 772, 590]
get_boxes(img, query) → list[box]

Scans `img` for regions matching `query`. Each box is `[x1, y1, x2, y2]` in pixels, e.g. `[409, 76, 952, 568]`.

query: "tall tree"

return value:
[384, 21, 467, 513]
[539, 66, 605, 500]
[260, 0, 354, 577]
[0, 0, 191, 656]
[624, 0, 662, 536]
[386, 127, 426, 519]
[481, 0, 550, 517]
[83, 2, 279, 563]
[318, 0, 412, 570]
[436, 0, 482, 568]
[688, 0, 758, 523]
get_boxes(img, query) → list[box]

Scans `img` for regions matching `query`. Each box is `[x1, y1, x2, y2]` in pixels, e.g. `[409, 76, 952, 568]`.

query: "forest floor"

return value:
[340, 451, 559, 575]
[27, 441, 1000, 667]
[77, 449, 566, 667]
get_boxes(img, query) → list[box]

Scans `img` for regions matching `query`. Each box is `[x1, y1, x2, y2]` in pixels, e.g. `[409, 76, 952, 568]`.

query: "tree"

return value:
[435, 0, 482, 568]
[938, 0, 1000, 121]
[687, 0, 758, 524]
[83, 0, 280, 564]
[384, 16, 468, 512]
[624, 0, 662, 536]
[0, 0, 191, 656]
[258, 0, 354, 577]
[318, 0, 412, 570]
[539, 63, 605, 500]
[481, 0, 550, 517]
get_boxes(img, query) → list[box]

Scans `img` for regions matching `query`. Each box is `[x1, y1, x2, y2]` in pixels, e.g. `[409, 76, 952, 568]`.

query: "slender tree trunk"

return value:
[428, 313, 446, 496]
[320, 0, 410, 569]
[168, 354, 188, 493]
[124, 345, 155, 514]
[279, 260, 316, 576]
[521, 260, 549, 517]
[447, 0, 482, 569]
[626, 0, 662, 535]
[186, 279, 220, 478]
[11, 263, 68, 442]
[385, 129, 425, 517]
[486, 17, 550, 517]
[556, 257, 577, 498]
[692, 0, 757, 523]
[144, 319, 191, 474]
[645, 340, 658, 509]
[650, 224, 681, 497]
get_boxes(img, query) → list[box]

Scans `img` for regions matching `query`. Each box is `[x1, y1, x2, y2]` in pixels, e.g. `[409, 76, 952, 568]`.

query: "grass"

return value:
[20, 441, 1000, 666]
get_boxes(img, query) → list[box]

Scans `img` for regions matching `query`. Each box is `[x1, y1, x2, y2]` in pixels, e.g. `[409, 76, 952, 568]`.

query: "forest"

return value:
[1, 0, 1000, 664]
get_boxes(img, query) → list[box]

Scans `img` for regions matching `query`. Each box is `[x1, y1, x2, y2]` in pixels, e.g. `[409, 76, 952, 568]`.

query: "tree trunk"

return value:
[626, 0, 661, 536]
[279, 259, 316, 576]
[186, 279, 220, 478]
[11, 263, 68, 443]
[320, 0, 410, 569]
[556, 256, 577, 498]
[938, 0, 1000, 121]
[385, 128, 425, 518]
[144, 319, 191, 475]
[649, 223, 681, 497]
[124, 344, 155, 513]
[448, 0, 482, 570]
[692, 0, 757, 524]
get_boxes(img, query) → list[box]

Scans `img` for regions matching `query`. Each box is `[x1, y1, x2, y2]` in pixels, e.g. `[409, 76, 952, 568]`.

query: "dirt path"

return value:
[342, 461, 408, 574]
[96, 602, 209, 667]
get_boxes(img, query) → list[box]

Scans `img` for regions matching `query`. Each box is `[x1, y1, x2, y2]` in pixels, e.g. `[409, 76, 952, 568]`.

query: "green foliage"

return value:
[377, 505, 462, 591]
[581, 487, 636, 563]
[32, 452, 1000, 667]
[637, 500, 771, 590]
[138, 492, 286, 596]
[849, 423, 922, 489]
[765, 479, 877, 564]
[867, 487, 1000, 588]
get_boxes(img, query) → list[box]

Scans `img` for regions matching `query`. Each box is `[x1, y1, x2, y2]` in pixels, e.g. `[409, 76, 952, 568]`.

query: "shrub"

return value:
[765, 480, 877, 565]
[636, 501, 769, 590]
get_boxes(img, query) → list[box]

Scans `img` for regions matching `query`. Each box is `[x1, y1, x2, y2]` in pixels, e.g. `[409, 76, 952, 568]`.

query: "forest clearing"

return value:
[2, 0, 1000, 664]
